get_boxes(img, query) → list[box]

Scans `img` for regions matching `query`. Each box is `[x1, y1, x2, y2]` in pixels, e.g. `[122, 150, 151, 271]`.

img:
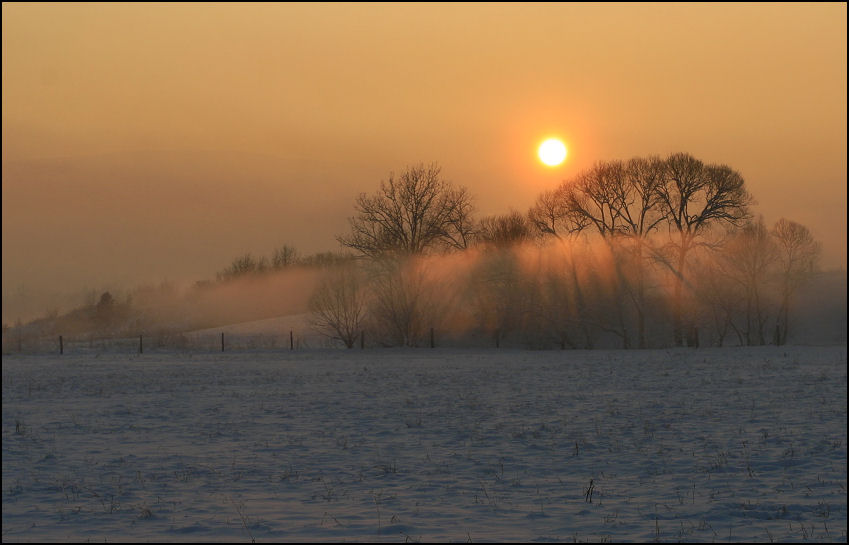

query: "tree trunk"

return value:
[570, 254, 593, 349]
[635, 241, 647, 348]
[781, 289, 790, 345]
[672, 247, 688, 347]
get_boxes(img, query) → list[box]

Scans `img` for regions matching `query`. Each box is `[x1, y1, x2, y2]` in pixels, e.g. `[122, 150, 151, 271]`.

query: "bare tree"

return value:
[615, 157, 669, 239]
[656, 153, 753, 345]
[532, 157, 666, 240]
[272, 245, 300, 269]
[309, 265, 367, 348]
[300, 251, 355, 269]
[691, 248, 744, 346]
[608, 157, 668, 347]
[717, 217, 778, 345]
[476, 210, 535, 248]
[562, 160, 629, 237]
[555, 160, 659, 346]
[338, 163, 475, 258]
[217, 254, 260, 281]
[366, 257, 439, 347]
[528, 157, 670, 347]
[467, 246, 527, 345]
[771, 218, 821, 344]
[528, 186, 589, 238]
[529, 166, 630, 344]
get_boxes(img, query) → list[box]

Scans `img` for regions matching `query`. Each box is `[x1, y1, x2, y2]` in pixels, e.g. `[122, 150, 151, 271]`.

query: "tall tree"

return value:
[367, 258, 438, 347]
[656, 153, 752, 345]
[531, 158, 668, 347]
[614, 156, 668, 347]
[719, 216, 778, 345]
[526, 191, 594, 348]
[338, 163, 475, 258]
[771, 218, 821, 344]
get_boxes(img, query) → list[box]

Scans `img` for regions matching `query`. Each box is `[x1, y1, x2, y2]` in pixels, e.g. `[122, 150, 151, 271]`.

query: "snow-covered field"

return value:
[3, 346, 846, 542]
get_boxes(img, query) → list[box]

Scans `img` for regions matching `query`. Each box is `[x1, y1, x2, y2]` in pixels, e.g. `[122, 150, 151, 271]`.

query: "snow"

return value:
[3, 345, 846, 542]
[186, 314, 313, 338]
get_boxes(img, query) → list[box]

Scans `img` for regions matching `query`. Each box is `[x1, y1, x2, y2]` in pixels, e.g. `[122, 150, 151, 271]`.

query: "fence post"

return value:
[59, 335, 63, 355]
[139, 334, 143, 354]
[290, 330, 294, 350]
[221, 332, 225, 352]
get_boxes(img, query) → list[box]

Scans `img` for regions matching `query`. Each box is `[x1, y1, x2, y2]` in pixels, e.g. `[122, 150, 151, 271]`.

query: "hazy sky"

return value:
[2, 2, 846, 320]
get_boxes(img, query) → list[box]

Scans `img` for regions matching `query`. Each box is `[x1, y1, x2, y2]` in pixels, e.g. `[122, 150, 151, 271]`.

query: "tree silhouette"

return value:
[655, 153, 752, 345]
[309, 265, 366, 348]
[338, 163, 475, 258]
[272, 245, 300, 269]
[476, 210, 535, 248]
[95, 291, 116, 330]
[529, 157, 668, 347]
[719, 217, 778, 345]
[771, 218, 821, 344]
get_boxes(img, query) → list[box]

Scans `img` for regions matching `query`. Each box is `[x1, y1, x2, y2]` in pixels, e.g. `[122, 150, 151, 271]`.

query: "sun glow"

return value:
[538, 138, 567, 166]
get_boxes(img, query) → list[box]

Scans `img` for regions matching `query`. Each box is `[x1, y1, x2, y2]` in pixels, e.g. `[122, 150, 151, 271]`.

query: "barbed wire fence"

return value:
[1, 324, 530, 356]
[0, 329, 346, 356]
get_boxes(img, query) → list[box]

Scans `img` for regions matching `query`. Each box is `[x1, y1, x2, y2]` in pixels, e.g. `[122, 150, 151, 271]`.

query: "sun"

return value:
[538, 138, 567, 167]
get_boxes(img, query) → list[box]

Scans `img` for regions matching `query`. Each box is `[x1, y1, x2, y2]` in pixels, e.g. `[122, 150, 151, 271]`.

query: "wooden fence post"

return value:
[290, 330, 294, 350]
[221, 332, 225, 352]
[59, 335, 63, 355]
[139, 334, 143, 354]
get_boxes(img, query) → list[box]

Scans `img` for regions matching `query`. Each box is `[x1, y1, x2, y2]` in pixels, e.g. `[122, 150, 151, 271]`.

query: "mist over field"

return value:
[2, 146, 846, 328]
[1, 149, 364, 323]
[3, 234, 845, 355]
[2, 3, 846, 327]
[3, 151, 846, 351]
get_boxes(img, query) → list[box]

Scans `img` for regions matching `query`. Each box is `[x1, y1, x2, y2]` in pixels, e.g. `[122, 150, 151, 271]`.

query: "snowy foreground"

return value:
[3, 346, 846, 543]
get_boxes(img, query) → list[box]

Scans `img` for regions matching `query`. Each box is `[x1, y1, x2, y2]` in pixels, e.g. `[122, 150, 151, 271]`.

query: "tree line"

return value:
[302, 154, 820, 348]
[215, 245, 353, 281]
[4, 152, 824, 352]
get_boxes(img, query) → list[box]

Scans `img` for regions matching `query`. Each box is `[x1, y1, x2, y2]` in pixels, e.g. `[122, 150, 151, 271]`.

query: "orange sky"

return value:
[2, 2, 846, 321]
